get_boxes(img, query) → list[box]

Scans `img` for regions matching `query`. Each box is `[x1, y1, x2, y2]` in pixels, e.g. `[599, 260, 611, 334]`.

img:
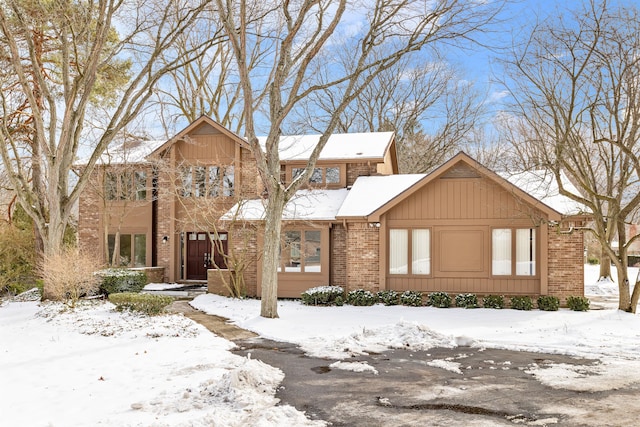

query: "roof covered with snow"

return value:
[78, 139, 166, 166]
[223, 189, 350, 222]
[498, 170, 589, 216]
[258, 132, 394, 162]
[336, 174, 425, 218]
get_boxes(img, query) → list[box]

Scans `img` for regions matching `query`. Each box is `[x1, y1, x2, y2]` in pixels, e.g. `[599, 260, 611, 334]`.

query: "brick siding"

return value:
[78, 170, 101, 257]
[347, 163, 378, 186]
[346, 222, 380, 292]
[547, 224, 585, 303]
[330, 224, 347, 288]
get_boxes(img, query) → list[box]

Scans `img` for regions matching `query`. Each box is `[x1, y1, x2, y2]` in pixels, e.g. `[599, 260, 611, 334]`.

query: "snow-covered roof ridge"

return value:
[497, 169, 590, 217]
[223, 188, 350, 222]
[77, 139, 166, 166]
[336, 174, 425, 218]
[259, 131, 394, 162]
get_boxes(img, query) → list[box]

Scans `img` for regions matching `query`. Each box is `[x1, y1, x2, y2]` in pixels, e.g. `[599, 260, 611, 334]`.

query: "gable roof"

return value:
[149, 115, 250, 157]
[261, 132, 394, 162]
[341, 152, 587, 222]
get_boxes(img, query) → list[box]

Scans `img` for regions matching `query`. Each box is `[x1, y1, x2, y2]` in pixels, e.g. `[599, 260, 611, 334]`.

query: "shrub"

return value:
[400, 290, 423, 307]
[482, 295, 504, 309]
[0, 212, 37, 296]
[455, 293, 478, 308]
[428, 291, 451, 308]
[346, 289, 378, 306]
[301, 285, 344, 306]
[39, 247, 102, 307]
[109, 292, 173, 315]
[510, 296, 533, 311]
[537, 295, 560, 311]
[377, 290, 401, 306]
[567, 295, 590, 311]
[97, 269, 147, 295]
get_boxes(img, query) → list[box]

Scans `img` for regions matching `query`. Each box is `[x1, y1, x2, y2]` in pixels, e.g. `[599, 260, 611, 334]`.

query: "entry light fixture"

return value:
[162, 236, 169, 244]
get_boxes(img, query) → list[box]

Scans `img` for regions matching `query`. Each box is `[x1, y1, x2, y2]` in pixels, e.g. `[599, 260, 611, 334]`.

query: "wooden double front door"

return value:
[186, 232, 228, 280]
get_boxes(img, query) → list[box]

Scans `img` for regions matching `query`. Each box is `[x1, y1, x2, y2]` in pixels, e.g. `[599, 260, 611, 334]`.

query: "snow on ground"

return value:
[3, 263, 640, 426]
[0, 300, 323, 427]
[191, 264, 640, 392]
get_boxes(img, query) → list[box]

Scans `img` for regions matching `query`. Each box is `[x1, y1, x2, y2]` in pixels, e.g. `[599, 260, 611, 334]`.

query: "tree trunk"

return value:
[260, 189, 286, 318]
[599, 249, 611, 280]
[631, 269, 640, 314]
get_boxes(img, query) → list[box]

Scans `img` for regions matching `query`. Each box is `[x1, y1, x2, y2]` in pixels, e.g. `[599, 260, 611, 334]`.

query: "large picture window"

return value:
[180, 164, 234, 198]
[389, 228, 430, 275]
[492, 228, 536, 276]
[279, 229, 322, 273]
[108, 233, 146, 267]
[106, 170, 147, 201]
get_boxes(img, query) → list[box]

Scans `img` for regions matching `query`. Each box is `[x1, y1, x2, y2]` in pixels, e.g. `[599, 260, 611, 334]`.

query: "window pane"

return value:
[292, 168, 305, 181]
[119, 234, 131, 266]
[105, 173, 117, 200]
[134, 234, 146, 267]
[326, 167, 340, 184]
[120, 172, 132, 200]
[516, 229, 536, 276]
[304, 230, 321, 273]
[223, 166, 234, 196]
[283, 231, 301, 272]
[181, 166, 192, 197]
[208, 166, 220, 197]
[107, 234, 115, 263]
[194, 166, 206, 197]
[412, 229, 430, 275]
[389, 229, 408, 274]
[135, 171, 146, 200]
[309, 168, 322, 183]
[492, 229, 511, 275]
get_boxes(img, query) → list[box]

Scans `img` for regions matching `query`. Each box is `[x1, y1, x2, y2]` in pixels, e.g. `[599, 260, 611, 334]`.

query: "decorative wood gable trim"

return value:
[368, 151, 563, 222]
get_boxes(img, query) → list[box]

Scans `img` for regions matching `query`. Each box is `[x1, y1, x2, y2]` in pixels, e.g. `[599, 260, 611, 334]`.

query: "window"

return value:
[389, 228, 430, 275]
[181, 164, 234, 198]
[135, 171, 147, 200]
[279, 229, 322, 273]
[108, 233, 147, 267]
[105, 170, 147, 201]
[290, 166, 341, 186]
[492, 228, 536, 276]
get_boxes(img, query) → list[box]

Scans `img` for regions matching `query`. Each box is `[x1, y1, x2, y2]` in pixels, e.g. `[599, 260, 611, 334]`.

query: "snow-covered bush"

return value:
[300, 285, 344, 306]
[346, 289, 378, 306]
[428, 291, 451, 308]
[377, 290, 400, 306]
[400, 290, 423, 306]
[537, 295, 560, 311]
[510, 296, 533, 311]
[567, 296, 590, 311]
[482, 294, 504, 309]
[108, 292, 173, 315]
[97, 269, 147, 295]
[455, 293, 478, 308]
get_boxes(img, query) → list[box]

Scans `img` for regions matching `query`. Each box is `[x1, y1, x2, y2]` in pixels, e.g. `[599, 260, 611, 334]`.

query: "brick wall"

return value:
[78, 169, 101, 257]
[155, 165, 173, 281]
[229, 225, 258, 297]
[346, 222, 380, 292]
[547, 224, 585, 302]
[330, 224, 347, 288]
[347, 163, 379, 186]
[240, 147, 260, 198]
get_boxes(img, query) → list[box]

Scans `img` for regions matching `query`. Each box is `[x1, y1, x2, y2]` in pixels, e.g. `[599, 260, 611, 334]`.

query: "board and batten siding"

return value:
[383, 172, 547, 295]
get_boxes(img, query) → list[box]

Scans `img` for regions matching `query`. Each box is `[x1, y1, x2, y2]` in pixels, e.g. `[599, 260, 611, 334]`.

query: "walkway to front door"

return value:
[185, 232, 227, 280]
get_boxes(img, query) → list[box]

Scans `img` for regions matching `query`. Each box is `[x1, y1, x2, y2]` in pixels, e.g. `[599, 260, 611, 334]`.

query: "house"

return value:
[78, 116, 589, 302]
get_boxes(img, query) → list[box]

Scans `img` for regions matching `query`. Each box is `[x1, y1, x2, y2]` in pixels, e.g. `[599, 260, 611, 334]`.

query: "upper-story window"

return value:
[181, 165, 234, 198]
[292, 166, 341, 186]
[105, 170, 147, 201]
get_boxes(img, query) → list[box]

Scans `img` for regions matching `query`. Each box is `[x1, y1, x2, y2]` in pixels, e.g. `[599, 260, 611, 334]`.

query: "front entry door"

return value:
[186, 232, 228, 280]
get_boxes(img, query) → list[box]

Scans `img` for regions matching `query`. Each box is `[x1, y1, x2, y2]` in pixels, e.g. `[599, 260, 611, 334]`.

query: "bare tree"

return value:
[0, 0, 213, 277]
[501, 0, 640, 312]
[214, 0, 504, 318]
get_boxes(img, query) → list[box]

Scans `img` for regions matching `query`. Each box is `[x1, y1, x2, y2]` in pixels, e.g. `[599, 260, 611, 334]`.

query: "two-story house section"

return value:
[78, 115, 590, 303]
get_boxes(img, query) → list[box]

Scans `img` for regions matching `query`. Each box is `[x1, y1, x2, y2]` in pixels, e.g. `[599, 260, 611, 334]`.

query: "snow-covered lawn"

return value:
[1, 264, 639, 425]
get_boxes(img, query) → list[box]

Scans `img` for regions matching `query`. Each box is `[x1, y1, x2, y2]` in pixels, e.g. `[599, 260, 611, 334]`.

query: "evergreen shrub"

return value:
[510, 296, 533, 311]
[455, 293, 478, 308]
[108, 292, 173, 315]
[98, 269, 147, 295]
[482, 295, 505, 309]
[301, 285, 344, 306]
[346, 289, 378, 306]
[377, 290, 401, 306]
[400, 290, 423, 307]
[537, 295, 560, 311]
[567, 296, 590, 311]
[428, 291, 451, 308]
